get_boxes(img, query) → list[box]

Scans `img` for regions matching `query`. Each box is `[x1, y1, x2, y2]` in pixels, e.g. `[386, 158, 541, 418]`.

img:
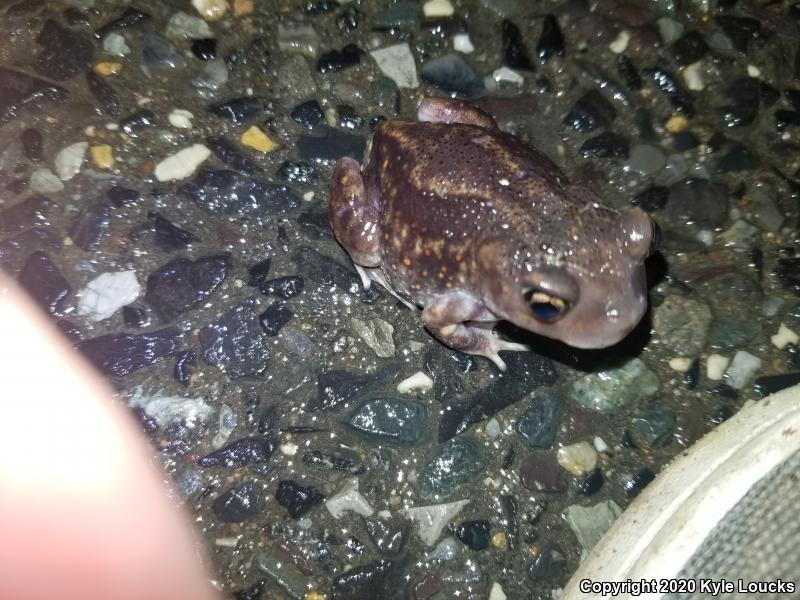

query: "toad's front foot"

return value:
[422, 292, 529, 371]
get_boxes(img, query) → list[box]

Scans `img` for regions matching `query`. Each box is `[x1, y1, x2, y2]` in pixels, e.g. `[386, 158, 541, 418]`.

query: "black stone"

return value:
[776, 110, 800, 132]
[665, 178, 728, 228]
[148, 211, 200, 252]
[670, 30, 708, 66]
[17, 251, 70, 314]
[643, 67, 694, 115]
[0, 228, 61, 273]
[294, 246, 381, 303]
[297, 208, 333, 239]
[528, 544, 566, 582]
[632, 186, 669, 212]
[330, 559, 399, 600]
[21, 128, 43, 162]
[708, 382, 739, 400]
[671, 131, 700, 152]
[715, 144, 759, 173]
[32, 19, 93, 81]
[347, 397, 428, 443]
[145, 255, 229, 322]
[759, 82, 780, 107]
[69, 203, 110, 252]
[181, 169, 299, 216]
[200, 299, 269, 378]
[714, 15, 760, 53]
[515, 390, 562, 449]
[120, 109, 157, 135]
[173, 349, 197, 386]
[338, 105, 363, 129]
[775, 258, 800, 294]
[684, 357, 700, 390]
[199, 436, 276, 467]
[577, 469, 604, 495]
[94, 8, 151, 39]
[206, 136, 265, 175]
[754, 372, 800, 397]
[277, 160, 317, 185]
[0, 195, 52, 237]
[302, 449, 364, 474]
[312, 368, 385, 412]
[563, 90, 616, 132]
[537, 15, 564, 61]
[0, 66, 67, 125]
[275, 480, 324, 518]
[502, 20, 534, 71]
[76, 327, 182, 377]
[122, 305, 148, 328]
[247, 258, 272, 287]
[721, 77, 759, 128]
[364, 518, 405, 555]
[579, 131, 629, 159]
[258, 301, 293, 336]
[209, 97, 268, 124]
[617, 54, 642, 90]
[420, 53, 485, 98]
[212, 481, 262, 522]
[106, 185, 140, 207]
[291, 100, 324, 129]
[455, 520, 491, 550]
[259, 275, 304, 299]
[191, 38, 217, 61]
[624, 468, 655, 499]
[317, 44, 362, 74]
[86, 71, 120, 116]
[297, 128, 366, 163]
[499, 494, 518, 550]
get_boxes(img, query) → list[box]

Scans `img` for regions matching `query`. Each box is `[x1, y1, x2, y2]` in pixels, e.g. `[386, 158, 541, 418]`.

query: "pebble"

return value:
[365, 516, 406, 555]
[192, 0, 226, 20]
[168, 109, 194, 129]
[297, 128, 366, 162]
[419, 437, 484, 500]
[200, 299, 269, 378]
[658, 17, 684, 44]
[455, 520, 491, 550]
[331, 560, 400, 600]
[397, 371, 433, 394]
[563, 90, 616, 132]
[317, 44, 362, 74]
[311, 368, 384, 412]
[515, 390, 561, 449]
[174, 350, 197, 386]
[277, 161, 317, 185]
[666, 178, 728, 228]
[580, 131, 629, 159]
[291, 100, 324, 129]
[128, 388, 211, 428]
[181, 168, 299, 216]
[528, 544, 566, 582]
[668, 357, 692, 372]
[371, 43, 419, 89]
[537, 15, 564, 61]
[556, 441, 598, 476]
[724, 350, 762, 389]
[77, 328, 182, 377]
[277, 23, 320, 59]
[17, 251, 71, 314]
[627, 144, 667, 175]
[277, 55, 318, 98]
[453, 33, 474, 54]
[209, 97, 268, 124]
[492, 67, 524, 85]
[402, 499, 469, 546]
[571, 358, 661, 415]
[423, 0, 453, 17]
[191, 38, 216, 61]
[71, 203, 111, 252]
[276, 480, 324, 519]
[652, 295, 712, 354]
[424, 536, 459, 561]
[140, 32, 187, 71]
[259, 276, 304, 299]
[165, 11, 213, 40]
[213, 481, 262, 523]
[241, 125, 278, 152]
[707, 354, 730, 381]
[564, 501, 622, 556]
[120, 109, 157, 135]
[347, 397, 428, 443]
[154, 144, 211, 182]
[489, 582, 507, 600]
[258, 301, 293, 336]
[631, 407, 676, 448]
[609, 30, 630, 54]
[754, 373, 800, 398]
[665, 114, 688, 133]
[148, 211, 200, 251]
[145, 255, 228, 322]
[29, 168, 64, 193]
[682, 62, 704, 91]
[501, 20, 533, 71]
[122, 305, 149, 328]
[351, 317, 395, 357]
[325, 479, 375, 519]
[771, 323, 799, 350]
[520, 452, 564, 493]
[54, 141, 88, 181]
[33, 19, 94, 81]
[198, 436, 276, 468]
[90, 144, 114, 170]
[374, 1, 419, 27]
[420, 53, 485, 98]
[192, 60, 229, 93]
[102, 32, 130, 57]
[77, 271, 141, 321]
[671, 30, 708, 66]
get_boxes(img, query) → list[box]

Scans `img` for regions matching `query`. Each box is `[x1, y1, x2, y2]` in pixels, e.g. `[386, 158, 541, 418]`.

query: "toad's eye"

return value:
[523, 288, 572, 323]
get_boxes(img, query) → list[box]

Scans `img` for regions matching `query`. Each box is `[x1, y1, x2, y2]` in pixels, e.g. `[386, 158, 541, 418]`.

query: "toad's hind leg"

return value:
[330, 157, 382, 282]
[417, 98, 498, 129]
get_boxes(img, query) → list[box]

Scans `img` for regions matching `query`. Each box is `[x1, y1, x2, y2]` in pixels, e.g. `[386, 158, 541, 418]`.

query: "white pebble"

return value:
[724, 351, 762, 389]
[302, 191, 315, 202]
[747, 64, 761, 78]
[697, 229, 714, 246]
[326, 479, 375, 519]
[706, 354, 730, 381]
[609, 30, 630, 54]
[668, 357, 692, 372]
[484, 418, 501, 438]
[771, 323, 799, 350]
[453, 33, 474, 54]
[191, 0, 226, 20]
[154, 143, 211, 181]
[102, 32, 130, 57]
[168, 108, 195, 129]
[402, 499, 469, 546]
[280, 442, 298, 456]
[423, 0, 454, 18]
[77, 271, 141, 321]
[556, 441, 598, 476]
[593, 436, 610, 454]
[54, 141, 88, 181]
[397, 371, 433, 394]
[489, 582, 507, 600]
[370, 43, 419, 89]
[29, 167, 65, 193]
[682, 62, 704, 91]
[492, 66, 524, 84]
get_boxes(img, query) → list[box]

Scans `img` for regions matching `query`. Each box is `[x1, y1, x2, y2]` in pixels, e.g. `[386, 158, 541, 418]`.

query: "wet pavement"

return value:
[1, 0, 800, 598]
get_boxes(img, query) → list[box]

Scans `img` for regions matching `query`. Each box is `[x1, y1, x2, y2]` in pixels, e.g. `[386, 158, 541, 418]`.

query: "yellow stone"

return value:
[90, 144, 115, 170]
[305, 593, 327, 600]
[491, 531, 508, 550]
[94, 62, 123, 76]
[665, 114, 688, 133]
[241, 126, 278, 152]
[233, 0, 253, 16]
[192, 0, 227, 20]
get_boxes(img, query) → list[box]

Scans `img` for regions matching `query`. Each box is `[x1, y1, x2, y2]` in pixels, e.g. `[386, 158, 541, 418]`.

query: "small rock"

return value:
[528, 544, 566, 582]
[537, 15, 564, 61]
[297, 128, 366, 162]
[351, 317, 395, 357]
[33, 20, 94, 81]
[402, 499, 469, 546]
[419, 437, 484, 500]
[371, 43, 419, 89]
[580, 132, 629, 159]
[128, 388, 211, 428]
[119, 109, 157, 135]
[212, 481, 262, 522]
[706, 354, 730, 380]
[54, 141, 88, 181]
[347, 397, 428, 443]
[556, 441, 598, 476]
[564, 501, 622, 556]
[317, 44, 362, 74]
[200, 299, 269, 378]
[77, 271, 141, 321]
[671, 31, 708, 66]
[168, 109, 194, 128]
[652, 294, 712, 354]
[260, 276, 304, 299]
[455, 520, 490, 550]
[77, 328, 182, 377]
[70, 202, 111, 252]
[724, 350, 762, 389]
[520, 452, 564, 492]
[181, 168, 299, 216]
[122, 305, 149, 329]
[627, 144, 667, 175]
[501, 20, 533, 71]
[325, 479, 375, 519]
[423, 0, 453, 17]
[17, 251, 70, 314]
[277, 23, 321, 59]
[145, 255, 228, 322]
[258, 301, 293, 336]
[632, 185, 669, 212]
[148, 211, 200, 252]
[140, 32, 187, 71]
[209, 97, 268, 125]
[276, 480, 324, 518]
[165, 11, 213, 39]
[29, 168, 64, 193]
[397, 371, 433, 394]
[154, 144, 211, 182]
[191, 38, 216, 61]
[516, 390, 561, 449]
[771, 323, 799, 349]
[373, 1, 419, 28]
[241, 125, 278, 152]
[424, 536, 459, 561]
[570, 358, 660, 415]
[630, 407, 676, 448]
[102, 32, 130, 57]
[364, 516, 406, 555]
[256, 552, 310, 600]
[192, 0, 227, 20]
[563, 90, 616, 132]
[198, 436, 276, 468]
[420, 53, 485, 98]
[754, 373, 800, 398]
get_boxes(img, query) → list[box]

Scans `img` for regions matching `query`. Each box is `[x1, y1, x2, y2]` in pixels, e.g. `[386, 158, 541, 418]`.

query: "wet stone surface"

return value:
[2, 1, 799, 597]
